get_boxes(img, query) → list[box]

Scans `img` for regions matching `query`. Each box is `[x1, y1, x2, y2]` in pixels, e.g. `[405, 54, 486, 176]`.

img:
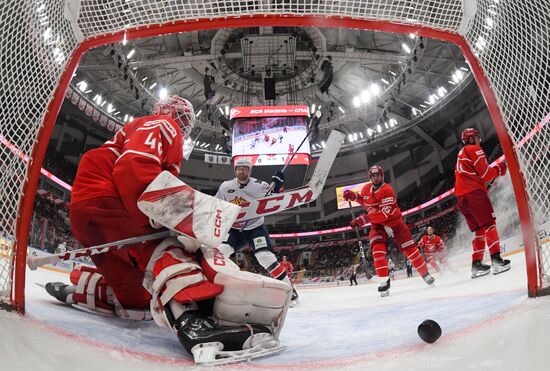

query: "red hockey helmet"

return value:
[153, 95, 195, 138]
[368, 165, 384, 178]
[461, 127, 480, 144]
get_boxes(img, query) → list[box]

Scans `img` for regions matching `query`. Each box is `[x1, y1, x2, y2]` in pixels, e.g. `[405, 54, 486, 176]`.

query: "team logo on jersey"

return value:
[230, 196, 248, 206]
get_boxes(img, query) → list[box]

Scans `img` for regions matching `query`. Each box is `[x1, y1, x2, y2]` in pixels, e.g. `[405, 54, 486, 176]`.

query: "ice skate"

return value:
[422, 273, 435, 286]
[491, 252, 511, 275]
[168, 309, 283, 365]
[44, 282, 75, 304]
[378, 277, 390, 297]
[471, 260, 491, 279]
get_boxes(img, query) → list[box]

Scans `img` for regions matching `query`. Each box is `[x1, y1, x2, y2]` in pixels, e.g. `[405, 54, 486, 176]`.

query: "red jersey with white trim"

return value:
[355, 182, 402, 227]
[417, 234, 445, 254]
[454, 144, 499, 196]
[71, 115, 183, 226]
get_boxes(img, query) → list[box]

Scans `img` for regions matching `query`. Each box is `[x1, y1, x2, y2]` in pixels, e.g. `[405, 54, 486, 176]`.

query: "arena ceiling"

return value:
[69, 26, 474, 155]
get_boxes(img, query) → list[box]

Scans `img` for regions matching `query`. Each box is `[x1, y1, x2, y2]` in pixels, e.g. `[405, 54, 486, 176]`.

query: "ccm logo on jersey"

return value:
[212, 247, 226, 266]
[214, 209, 222, 237]
[227, 189, 235, 193]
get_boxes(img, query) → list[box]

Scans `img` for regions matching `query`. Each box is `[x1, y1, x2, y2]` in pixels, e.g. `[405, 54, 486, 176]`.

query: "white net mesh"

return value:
[1, 0, 548, 308]
[464, 0, 550, 287]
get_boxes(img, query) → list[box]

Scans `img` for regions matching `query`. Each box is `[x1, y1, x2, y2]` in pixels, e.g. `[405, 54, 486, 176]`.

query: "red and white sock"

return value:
[371, 243, 389, 278]
[472, 228, 486, 261]
[403, 245, 428, 277]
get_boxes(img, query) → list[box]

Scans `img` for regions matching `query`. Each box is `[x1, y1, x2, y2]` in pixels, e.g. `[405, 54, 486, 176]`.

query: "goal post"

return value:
[1, 1, 548, 313]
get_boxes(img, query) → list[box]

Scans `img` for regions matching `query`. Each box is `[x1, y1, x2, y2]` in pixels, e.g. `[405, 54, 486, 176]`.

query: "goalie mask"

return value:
[153, 95, 195, 139]
[234, 157, 253, 185]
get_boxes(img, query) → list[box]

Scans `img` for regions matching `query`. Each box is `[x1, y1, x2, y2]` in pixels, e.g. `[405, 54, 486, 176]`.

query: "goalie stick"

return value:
[26, 230, 171, 270]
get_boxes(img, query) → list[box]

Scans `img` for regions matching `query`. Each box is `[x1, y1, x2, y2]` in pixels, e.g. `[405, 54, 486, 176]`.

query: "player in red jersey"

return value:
[455, 128, 510, 278]
[44, 96, 288, 362]
[288, 143, 294, 154]
[280, 255, 294, 282]
[417, 226, 450, 272]
[343, 165, 434, 297]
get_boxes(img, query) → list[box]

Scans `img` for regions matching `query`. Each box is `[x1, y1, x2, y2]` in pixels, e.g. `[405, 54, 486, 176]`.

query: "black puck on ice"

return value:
[417, 319, 442, 343]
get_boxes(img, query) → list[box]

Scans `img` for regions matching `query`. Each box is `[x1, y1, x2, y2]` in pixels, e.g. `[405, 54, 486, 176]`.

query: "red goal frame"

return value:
[12, 15, 540, 313]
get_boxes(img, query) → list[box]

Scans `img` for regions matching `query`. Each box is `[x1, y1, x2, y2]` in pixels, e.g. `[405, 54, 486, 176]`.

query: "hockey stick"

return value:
[26, 230, 171, 270]
[264, 110, 322, 196]
[235, 130, 344, 222]
[348, 201, 373, 280]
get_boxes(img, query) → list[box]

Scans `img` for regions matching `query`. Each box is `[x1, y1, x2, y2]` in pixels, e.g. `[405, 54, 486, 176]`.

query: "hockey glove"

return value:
[496, 162, 507, 176]
[343, 190, 357, 202]
[351, 214, 369, 228]
[272, 171, 285, 193]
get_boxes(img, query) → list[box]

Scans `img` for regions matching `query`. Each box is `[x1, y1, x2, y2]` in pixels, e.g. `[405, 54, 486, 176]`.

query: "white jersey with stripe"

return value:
[215, 177, 271, 230]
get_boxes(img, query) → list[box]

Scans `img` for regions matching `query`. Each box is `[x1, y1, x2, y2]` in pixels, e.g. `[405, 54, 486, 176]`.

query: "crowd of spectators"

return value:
[29, 194, 81, 253]
[43, 147, 78, 184]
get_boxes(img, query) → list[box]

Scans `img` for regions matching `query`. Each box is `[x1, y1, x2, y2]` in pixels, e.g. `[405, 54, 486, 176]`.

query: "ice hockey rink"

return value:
[2, 244, 549, 371]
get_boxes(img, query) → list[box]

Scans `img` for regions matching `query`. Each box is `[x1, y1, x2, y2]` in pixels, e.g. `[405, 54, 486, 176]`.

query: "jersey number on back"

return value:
[145, 132, 163, 156]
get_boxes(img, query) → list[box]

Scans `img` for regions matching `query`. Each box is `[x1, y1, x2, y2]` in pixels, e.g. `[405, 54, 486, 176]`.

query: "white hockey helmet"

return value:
[234, 157, 253, 184]
[153, 95, 195, 138]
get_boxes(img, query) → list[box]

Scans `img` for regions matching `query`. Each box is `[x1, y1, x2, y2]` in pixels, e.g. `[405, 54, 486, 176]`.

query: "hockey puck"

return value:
[417, 319, 442, 343]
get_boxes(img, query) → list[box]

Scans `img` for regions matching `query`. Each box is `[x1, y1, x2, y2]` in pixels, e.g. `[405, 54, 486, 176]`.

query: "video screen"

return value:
[232, 115, 310, 166]
[335, 181, 369, 209]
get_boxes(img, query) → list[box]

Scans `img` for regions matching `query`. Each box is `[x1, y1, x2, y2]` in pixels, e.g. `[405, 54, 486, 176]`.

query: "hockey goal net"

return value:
[1, 0, 549, 312]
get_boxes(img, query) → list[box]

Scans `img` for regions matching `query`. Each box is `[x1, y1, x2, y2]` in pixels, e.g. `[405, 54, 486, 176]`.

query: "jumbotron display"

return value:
[230, 105, 310, 166]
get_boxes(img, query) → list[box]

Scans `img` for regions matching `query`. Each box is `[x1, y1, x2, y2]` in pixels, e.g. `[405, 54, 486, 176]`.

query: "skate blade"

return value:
[493, 265, 511, 275]
[194, 345, 286, 366]
[379, 291, 390, 297]
[471, 270, 491, 279]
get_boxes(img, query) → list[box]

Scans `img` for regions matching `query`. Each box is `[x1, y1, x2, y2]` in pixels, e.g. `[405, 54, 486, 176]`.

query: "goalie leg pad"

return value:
[68, 266, 152, 320]
[201, 246, 292, 338]
[145, 238, 223, 328]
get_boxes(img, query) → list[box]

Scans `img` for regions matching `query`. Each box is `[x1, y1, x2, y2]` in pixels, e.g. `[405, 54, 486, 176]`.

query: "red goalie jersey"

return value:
[418, 234, 445, 254]
[71, 115, 183, 227]
[355, 182, 402, 227]
[454, 144, 500, 196]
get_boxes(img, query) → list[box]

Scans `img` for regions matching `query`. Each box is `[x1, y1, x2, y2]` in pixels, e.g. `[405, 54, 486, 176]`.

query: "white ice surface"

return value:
[2, 249, 550, 370]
